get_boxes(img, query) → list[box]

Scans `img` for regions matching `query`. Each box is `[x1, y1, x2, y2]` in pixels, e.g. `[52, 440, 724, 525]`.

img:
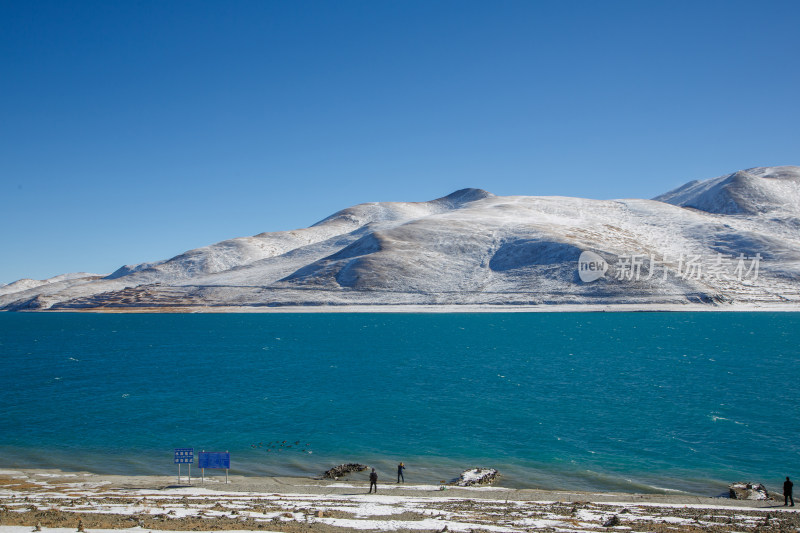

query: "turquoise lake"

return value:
[0, 312, 797, 496]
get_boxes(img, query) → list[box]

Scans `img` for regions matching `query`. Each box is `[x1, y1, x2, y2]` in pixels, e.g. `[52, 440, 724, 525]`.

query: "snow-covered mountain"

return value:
[0, 273, 104, 299]
[654, 166, 800, 216]
[2, 166, 799, 311]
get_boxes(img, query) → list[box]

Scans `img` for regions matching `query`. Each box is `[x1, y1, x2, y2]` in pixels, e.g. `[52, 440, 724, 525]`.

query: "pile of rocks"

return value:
[322, 464, 368, 480]
[455, 468, 499, 487]
[728, 482, 772, 500]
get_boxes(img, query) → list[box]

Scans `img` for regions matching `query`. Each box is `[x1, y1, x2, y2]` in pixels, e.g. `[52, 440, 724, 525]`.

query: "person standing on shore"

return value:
[369, 468, 378, 494]
[397, 462, 405, 483]
[785, 476, 794, 506]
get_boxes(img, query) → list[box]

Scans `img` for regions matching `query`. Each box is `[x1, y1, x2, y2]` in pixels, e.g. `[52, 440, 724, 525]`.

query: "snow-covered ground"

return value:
[1, 469, 797, 533]
[2, 166, 799, 311]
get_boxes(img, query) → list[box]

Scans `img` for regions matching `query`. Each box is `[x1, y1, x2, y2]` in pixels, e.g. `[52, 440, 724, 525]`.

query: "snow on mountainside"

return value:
[103, 188, 494, 285]
[654, 166, 800, 216]
[0, 273, 102, 298]
[2, 168, 799, 311]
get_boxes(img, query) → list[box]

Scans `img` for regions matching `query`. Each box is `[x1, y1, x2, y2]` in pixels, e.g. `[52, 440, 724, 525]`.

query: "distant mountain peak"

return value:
[434, 188, 494, 205]
[3, 167, 799, 311]
[744, 165, 800, 180]
[653, 165, 800, 215]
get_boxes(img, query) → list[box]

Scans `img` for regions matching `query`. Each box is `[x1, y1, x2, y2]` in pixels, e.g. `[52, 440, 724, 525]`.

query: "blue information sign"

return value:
[174, 448, 194, 464]
[198, 451, 230, 469]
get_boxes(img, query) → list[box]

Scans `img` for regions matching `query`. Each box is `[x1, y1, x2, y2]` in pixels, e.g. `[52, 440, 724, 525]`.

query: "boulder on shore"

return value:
[602, 515, 620, 527]
[729, 482, 772, 500]
[455, 468, 499, 486]
[322, 463, 368, 480]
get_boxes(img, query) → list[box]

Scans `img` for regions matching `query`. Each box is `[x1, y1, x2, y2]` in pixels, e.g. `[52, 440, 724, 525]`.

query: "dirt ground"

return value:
[1, 470, 799, 533]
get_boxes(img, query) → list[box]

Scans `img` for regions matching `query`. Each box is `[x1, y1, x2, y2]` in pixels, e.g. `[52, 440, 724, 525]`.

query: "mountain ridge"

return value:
[3, 167, 799, 311]
[653, 166, 800, 215]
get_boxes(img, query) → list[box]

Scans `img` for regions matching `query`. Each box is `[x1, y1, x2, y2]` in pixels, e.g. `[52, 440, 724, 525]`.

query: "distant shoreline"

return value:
[26, 302, 800, 313]
[0, 467, 789, 506]
[1, 468, 797, 533]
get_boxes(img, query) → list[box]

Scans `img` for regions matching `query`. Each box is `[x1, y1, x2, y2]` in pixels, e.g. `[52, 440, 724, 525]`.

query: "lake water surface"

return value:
[0, 312, 797, 496]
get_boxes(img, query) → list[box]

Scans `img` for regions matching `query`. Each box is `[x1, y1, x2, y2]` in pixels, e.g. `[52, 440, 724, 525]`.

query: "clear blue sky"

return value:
[1, 0, 798, 283]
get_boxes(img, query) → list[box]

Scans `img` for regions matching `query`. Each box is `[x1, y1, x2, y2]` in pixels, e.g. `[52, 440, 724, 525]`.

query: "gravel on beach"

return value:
[1, 470, 798, 533]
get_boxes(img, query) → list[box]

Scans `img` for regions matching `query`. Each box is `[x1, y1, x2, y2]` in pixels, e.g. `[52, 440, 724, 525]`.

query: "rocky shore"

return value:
[1, 469, 798, 533]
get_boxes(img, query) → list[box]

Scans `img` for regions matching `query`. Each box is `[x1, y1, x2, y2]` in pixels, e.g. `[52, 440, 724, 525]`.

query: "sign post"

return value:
[174, 448, 194, 484]
[198, 450, 230, 484]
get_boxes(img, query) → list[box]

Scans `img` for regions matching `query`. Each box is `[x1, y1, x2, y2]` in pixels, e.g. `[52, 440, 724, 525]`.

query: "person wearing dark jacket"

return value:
[397, 462, 405, 483]
[368, 468, 378, 494]
[785, 477, 794, 506]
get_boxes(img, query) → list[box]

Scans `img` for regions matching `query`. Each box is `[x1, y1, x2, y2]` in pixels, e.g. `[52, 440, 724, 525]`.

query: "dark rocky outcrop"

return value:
[322, 463, 368, 480]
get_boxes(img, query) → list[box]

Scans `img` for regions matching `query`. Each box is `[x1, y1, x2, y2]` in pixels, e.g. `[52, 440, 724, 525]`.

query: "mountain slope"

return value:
[654, 166, 800, 216]
[104, 188, 493, 285]
[2, 168, 799, 311]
